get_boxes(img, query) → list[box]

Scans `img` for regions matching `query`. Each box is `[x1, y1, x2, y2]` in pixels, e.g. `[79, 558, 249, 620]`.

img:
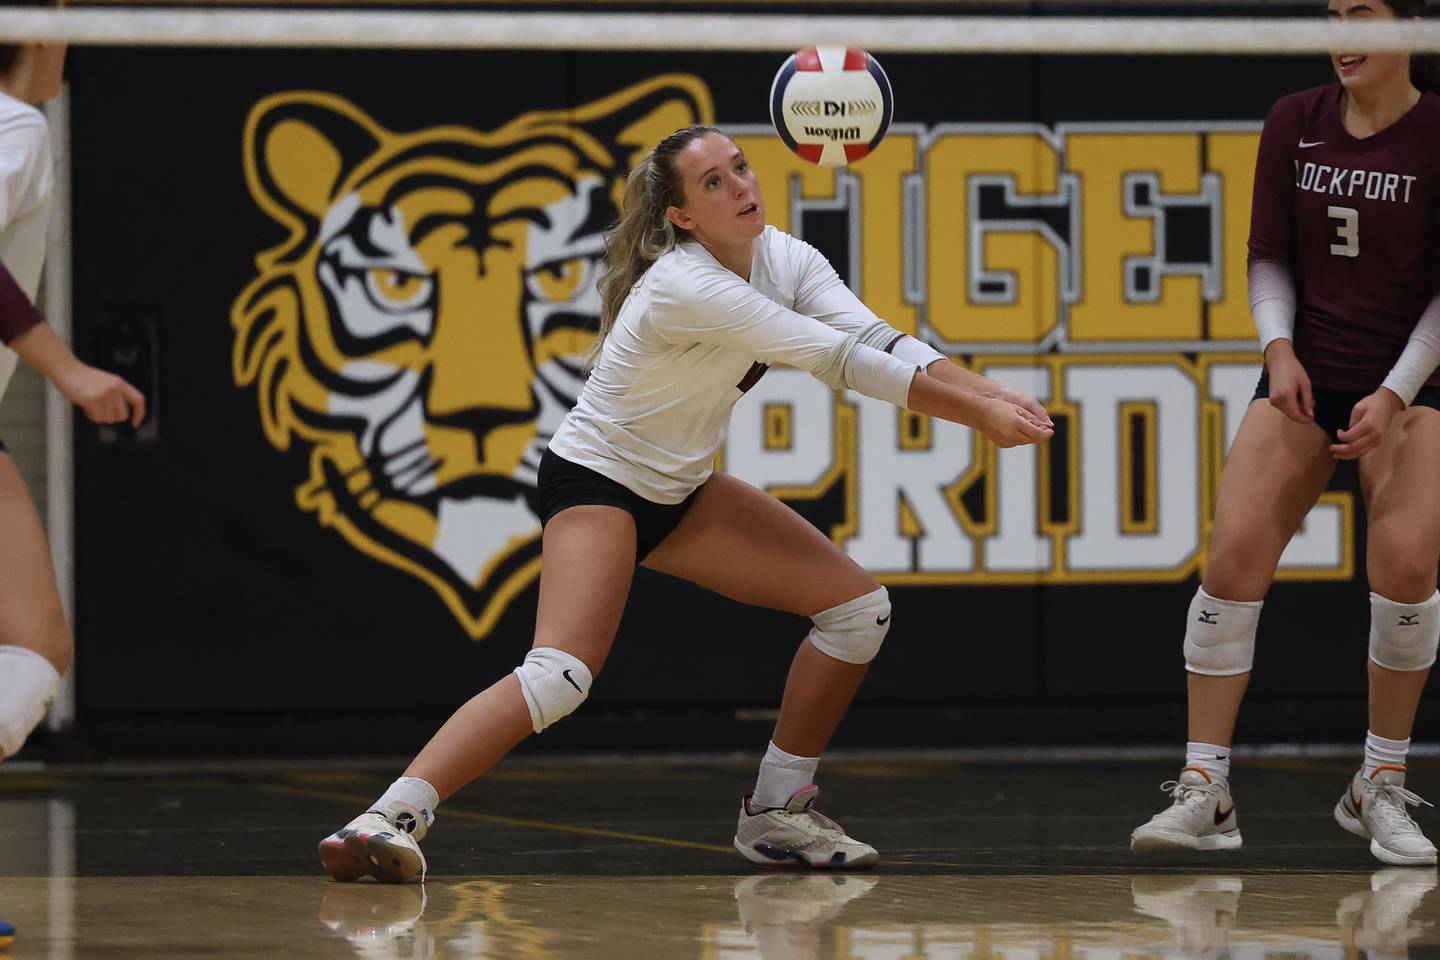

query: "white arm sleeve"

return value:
[789, 235, 947, 370]
[1248, 259, 1296, 353]
[1381, 293, 1440, 407]
[651, 258, 920, 407]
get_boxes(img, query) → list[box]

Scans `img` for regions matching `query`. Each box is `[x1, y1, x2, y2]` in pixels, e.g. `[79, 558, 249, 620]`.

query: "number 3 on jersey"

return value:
[1328, 205, 1359, 258]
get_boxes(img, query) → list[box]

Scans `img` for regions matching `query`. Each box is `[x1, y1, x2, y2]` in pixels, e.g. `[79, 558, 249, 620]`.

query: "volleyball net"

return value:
[1, 6, 1438, 52]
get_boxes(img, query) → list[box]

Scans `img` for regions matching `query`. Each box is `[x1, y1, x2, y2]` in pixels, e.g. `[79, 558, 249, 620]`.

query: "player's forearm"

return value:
[904, 370, 988, 427]
[922, 357, 999, 394]
[1381, 293, 1440, 408]
[9, 322, 84, 385]
[1249, 259, 1297, 352]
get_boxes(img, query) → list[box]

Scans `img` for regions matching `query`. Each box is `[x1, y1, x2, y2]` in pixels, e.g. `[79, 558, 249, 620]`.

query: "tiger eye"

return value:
[531, 258, 589, 302]
[371, 269, 423, 302]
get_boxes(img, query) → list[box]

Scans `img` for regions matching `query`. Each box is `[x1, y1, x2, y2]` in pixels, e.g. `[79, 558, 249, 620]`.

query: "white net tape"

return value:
[0, 9, 1436, 53]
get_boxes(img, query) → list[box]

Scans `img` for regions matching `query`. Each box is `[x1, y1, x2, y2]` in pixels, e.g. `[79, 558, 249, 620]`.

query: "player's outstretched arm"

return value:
[8, 324, 145, 428]
[921, 359, 1053, 428]
[905, 372, 1053, 448]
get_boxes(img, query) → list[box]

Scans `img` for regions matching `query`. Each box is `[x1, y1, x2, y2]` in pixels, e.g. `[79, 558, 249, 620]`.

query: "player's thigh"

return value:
[0, 454, 69, 668]
[533, 504, 638, 675]
[1359, 406, 1440, 603]
[641, 472, 876, 618]
[1205, 400, 1335, 599]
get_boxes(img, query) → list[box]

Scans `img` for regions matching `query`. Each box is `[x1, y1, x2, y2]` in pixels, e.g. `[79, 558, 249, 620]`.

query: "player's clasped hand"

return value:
[988, 385, 1055, 431]
[1264, 340, 1315, 424]
[979, 396, 1054, 448]
[1331, 388, 1403, 460]
[56, 362, 146, 428]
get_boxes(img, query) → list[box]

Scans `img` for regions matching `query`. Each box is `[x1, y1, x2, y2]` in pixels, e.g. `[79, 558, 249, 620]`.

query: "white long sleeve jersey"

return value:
[549, 226, 943, 504]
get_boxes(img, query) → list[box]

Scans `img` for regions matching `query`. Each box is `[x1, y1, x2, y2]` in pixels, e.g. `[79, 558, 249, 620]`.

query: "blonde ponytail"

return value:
[590, 124, 721, 366]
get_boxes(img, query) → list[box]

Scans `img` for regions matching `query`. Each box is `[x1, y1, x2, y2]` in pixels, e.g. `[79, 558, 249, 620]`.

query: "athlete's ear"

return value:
[664, 204, 694, 231]
[244, 92, 385, 226]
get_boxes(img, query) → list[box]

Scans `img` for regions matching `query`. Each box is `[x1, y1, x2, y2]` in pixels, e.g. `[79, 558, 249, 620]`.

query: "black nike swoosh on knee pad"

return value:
[562, 669, 583, 693]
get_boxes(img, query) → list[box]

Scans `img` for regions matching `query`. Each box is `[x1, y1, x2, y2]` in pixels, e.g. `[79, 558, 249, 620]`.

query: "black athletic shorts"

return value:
[1253, 371, 1440, 441]
[536, 448, 699, 561]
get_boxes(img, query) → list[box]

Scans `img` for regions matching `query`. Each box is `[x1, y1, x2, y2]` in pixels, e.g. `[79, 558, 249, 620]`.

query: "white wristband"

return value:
[844, 344, 921, 408]
[1252, 300, 1295, 354]
[1380, 295, 1440, 408]
[1248, 260, 1296, 353]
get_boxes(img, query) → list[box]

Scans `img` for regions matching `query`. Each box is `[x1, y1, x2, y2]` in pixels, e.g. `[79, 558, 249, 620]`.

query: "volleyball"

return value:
[769, 47, 894, 168]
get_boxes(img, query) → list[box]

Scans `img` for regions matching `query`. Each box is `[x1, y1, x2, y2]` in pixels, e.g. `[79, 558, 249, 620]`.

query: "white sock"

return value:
[1364, 731, 1409, 777]
[1185, 741, 1231, 787]
[372, 776, 440, 834]
[751, 741, 819, 810]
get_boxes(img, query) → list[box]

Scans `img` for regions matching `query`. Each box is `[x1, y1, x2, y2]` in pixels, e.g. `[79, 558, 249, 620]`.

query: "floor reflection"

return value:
[4, 869, 1433, 958]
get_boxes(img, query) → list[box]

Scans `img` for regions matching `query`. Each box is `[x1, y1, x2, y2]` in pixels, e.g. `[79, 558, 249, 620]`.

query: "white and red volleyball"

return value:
[769, 47, 893, 168]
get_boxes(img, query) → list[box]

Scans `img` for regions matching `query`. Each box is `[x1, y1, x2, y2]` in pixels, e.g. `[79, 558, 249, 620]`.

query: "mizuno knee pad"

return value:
[1183, 588, 1262, 677]
[806, 587, 891, 665]
[513, 647, 592, 733]
[1369, 591, 1440, 672]
[0, 645, 60, 758]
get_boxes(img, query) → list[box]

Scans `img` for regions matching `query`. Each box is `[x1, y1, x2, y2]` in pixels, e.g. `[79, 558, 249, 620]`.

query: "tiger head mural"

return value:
[232, 78, 714, 639]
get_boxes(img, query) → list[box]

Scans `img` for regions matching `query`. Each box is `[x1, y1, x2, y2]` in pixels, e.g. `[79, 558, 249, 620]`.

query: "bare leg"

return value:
[1359, 407, 1440, 741]
[0, 453, 72, 676]
[771, 643, 867, 758]
[1189, 401, 1334, 746]
[643, 473, 879, 758]
[404, 505, 637, 800]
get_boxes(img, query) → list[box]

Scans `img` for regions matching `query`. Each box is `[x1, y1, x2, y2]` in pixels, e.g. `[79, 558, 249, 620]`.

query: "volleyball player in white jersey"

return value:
[0, 20, 145, 763]
[320, 125, 1052, 882]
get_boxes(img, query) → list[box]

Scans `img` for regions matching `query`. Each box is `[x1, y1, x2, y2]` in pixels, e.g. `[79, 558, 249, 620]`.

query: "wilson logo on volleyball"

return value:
[804, 125, 864, 141]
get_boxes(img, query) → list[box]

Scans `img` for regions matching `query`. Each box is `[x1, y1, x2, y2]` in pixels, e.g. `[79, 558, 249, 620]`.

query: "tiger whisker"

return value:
[374, 437, 428, 463]
[384, 446, 433, 479]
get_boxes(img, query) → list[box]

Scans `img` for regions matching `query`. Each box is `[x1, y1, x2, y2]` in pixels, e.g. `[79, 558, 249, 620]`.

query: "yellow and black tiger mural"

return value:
[232, 77, 714, 639]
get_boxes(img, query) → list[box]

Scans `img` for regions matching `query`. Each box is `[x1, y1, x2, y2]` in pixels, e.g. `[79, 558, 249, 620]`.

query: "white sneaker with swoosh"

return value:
[734, 785, 879, 869]
[1335, 766, 1437, 866]
[1131, 767, 1243, 852]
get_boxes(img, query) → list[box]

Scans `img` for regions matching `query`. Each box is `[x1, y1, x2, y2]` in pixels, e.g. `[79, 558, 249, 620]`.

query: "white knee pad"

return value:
[513, 647, 593, 733]
[0, 645, 61, 758]
[1183, 588, 1262, 676]
[806, 587, 891, 665]
[1369, 591, 1440, 672]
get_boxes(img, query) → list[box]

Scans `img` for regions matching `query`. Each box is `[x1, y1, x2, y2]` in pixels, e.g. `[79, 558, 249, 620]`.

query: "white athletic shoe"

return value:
[1131, 875, 1242, 954]
[734, 785, 879, 869]
[1130, 767, 1242, 853]
[1336, 867, 1438, 956]
[319, 811, 428, 884]
[1334, 766, 1438, 866]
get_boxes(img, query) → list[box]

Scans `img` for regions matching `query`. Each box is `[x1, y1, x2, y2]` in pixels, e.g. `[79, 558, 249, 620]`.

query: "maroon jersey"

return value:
[1249, 84, 1440, 390]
